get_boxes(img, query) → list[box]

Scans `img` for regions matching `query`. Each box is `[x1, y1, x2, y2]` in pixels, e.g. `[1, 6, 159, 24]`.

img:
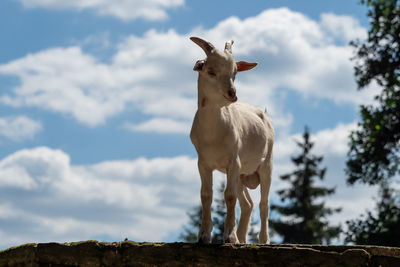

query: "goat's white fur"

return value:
[190, 37, 274, 244]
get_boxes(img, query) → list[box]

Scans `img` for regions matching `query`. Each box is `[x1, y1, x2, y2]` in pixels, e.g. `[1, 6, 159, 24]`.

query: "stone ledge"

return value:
[1, 241, 399, 267]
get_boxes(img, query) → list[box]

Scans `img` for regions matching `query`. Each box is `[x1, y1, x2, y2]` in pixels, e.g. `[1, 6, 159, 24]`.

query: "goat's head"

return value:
[190, 36, 257, 107]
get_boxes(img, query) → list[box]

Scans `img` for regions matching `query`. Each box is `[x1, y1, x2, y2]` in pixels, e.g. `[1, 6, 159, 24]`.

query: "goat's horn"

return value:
[190, 37, 215, 55]
[225, 39, 234, 54]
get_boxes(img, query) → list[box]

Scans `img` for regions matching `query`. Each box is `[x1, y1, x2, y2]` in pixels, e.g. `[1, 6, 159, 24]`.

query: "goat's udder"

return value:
[240, 173, 260, 189]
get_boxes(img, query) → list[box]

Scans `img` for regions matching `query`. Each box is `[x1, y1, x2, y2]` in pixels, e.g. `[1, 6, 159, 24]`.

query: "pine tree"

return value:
[345, 183, 400, 246]
[346, 0, 400, 185]
[344, 0, 400, 246]
[270, 127, 341, 244]
[179, 205, 202, 243]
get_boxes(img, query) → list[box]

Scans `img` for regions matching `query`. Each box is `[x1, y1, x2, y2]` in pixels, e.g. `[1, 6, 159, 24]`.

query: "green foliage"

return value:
[346, 0, 400, 185]
[270, 127, 341, 244]
[345, 0, 400, 247]
[345, 183, 400, 246]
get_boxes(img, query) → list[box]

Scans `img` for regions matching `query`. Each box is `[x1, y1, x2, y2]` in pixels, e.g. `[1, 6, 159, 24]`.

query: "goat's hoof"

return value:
[197, 237, 211, 244]
[223, 233, 239, 244]
[198, 232, 211, 244]
[197, 238, 210, 244]
[258, 237, 270, 244]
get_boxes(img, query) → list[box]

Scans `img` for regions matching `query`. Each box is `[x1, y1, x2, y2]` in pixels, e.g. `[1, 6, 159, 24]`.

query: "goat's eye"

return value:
[208, 70, 216, 77]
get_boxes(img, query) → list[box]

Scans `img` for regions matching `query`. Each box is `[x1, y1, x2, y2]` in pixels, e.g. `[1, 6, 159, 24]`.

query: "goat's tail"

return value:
[240, 173, 260, 189]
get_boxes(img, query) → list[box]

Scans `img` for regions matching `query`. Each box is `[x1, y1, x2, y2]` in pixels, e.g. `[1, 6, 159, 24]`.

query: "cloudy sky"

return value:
[0, 0, 381, 248]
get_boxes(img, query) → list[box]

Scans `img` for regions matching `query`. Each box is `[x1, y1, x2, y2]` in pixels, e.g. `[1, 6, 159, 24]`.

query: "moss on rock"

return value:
[1, 241, 399, 267]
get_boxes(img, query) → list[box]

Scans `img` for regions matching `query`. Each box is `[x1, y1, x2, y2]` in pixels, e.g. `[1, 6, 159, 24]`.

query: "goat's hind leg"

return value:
[237, 183, 254, 243]
[223, 158, 240, 244]
[258, 157, 272, 244]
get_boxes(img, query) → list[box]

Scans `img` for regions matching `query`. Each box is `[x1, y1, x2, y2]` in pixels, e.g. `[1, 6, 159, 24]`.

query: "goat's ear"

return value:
[237, 61, 257, 72]
[193, 60, 205, 71]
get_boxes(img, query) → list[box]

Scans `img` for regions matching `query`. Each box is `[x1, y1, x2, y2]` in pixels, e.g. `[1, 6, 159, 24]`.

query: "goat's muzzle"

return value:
[225, 89, 237, 102]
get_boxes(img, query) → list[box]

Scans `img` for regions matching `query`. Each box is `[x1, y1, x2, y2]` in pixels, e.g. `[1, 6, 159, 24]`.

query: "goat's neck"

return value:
[197, 81, 228, 135]
[197, 78, 224, 109]
[197, 79, 223, 112]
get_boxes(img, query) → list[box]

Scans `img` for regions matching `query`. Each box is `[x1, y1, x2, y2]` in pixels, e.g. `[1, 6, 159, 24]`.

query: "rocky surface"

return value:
[1, 241, 399, 267]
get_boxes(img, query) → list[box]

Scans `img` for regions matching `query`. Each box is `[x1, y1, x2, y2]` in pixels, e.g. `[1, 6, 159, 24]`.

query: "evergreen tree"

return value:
[270, 127, 341, 244]
[346, 0, 400, 185]
[345, 183, 400, 246]
[179, 205, 202, 243]
[345, 0, 400, 246]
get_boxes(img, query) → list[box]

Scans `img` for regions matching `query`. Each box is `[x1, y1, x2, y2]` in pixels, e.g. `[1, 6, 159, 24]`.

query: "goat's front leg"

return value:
[224, 157, 240, 244]
[198, 161, 213, 244]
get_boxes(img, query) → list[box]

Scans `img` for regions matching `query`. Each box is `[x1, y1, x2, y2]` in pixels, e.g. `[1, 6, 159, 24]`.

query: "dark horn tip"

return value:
[190, 36, 215, 55]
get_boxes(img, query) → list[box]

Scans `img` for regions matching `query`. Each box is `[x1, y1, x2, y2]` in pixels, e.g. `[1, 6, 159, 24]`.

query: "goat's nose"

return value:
[228, 88, 236, 98]
[227, 88, 237, 102]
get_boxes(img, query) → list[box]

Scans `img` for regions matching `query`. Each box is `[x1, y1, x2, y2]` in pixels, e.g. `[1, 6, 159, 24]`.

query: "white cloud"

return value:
[0, 8, 374, 133]
[274, 122, 357, 161]
[312, 122, 357, 156]
[0, 46, 140, 127]
[0, 116, 42, 141]
[17, 0, 185, 21]
[273, 122, 358, 189]
[272, 122, 355, 186]
[71, 32, 112, 51]
[0, 32, 196, 128]
[0, 147, 199, 248]
[320, 13, 367, 43]
[124, 118, 191, 134]
[206, 9, 375, 105]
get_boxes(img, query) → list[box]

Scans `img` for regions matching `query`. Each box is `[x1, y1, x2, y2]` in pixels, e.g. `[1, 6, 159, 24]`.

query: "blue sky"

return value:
[0, 0, 381, 248]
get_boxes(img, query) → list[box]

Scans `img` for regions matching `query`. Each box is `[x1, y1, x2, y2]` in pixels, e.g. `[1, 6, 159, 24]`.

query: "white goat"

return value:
[190, 37, 274, 244]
